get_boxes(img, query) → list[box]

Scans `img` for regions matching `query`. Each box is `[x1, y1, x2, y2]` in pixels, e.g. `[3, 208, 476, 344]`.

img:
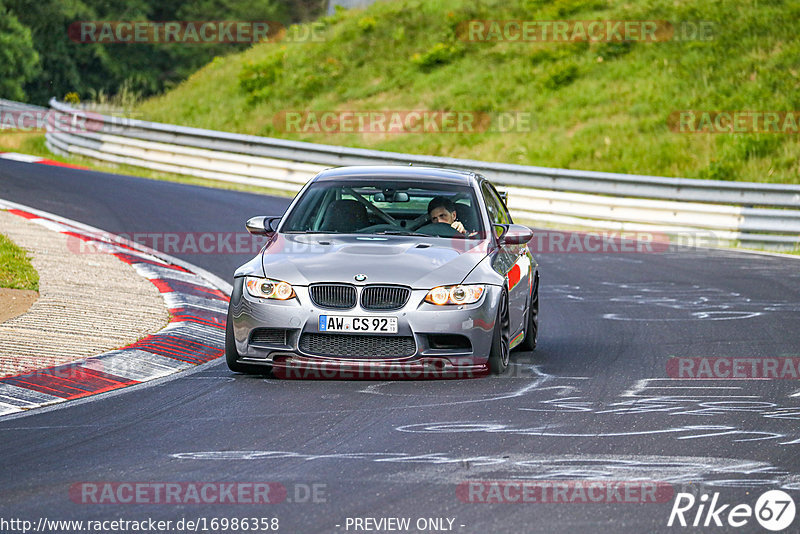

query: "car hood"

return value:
[261, 234, 489, 288]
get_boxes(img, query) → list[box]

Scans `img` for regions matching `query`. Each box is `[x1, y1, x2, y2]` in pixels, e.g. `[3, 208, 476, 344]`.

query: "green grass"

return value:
[0, 133, 295, 198]
[0, 231, 39, 291]
[134, 0, 800, 184]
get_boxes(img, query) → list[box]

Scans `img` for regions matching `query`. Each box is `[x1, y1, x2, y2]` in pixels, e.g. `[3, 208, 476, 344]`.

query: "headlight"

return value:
[424, 284, 485, 305]
[245, 276, 296, 300]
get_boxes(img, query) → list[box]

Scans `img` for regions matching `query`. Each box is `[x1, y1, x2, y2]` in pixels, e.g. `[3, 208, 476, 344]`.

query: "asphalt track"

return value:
[2, 160, 800, 533]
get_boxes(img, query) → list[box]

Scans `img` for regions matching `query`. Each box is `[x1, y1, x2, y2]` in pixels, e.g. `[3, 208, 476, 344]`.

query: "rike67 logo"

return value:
[668, 490, 796, 531]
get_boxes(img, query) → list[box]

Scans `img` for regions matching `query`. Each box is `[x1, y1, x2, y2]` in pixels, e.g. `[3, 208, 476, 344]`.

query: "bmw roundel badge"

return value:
[354, 274, 367, 282]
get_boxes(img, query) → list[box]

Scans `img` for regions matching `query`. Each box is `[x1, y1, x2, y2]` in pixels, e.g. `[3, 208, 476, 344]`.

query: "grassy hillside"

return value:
[137, 0, 800, 184]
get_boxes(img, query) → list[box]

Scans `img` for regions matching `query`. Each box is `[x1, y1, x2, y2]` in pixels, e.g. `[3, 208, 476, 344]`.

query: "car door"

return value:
[481, 181, 530, 341]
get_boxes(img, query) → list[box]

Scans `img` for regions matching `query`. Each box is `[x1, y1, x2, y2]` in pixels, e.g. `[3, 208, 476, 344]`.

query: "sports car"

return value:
[225, 165, 538, 377]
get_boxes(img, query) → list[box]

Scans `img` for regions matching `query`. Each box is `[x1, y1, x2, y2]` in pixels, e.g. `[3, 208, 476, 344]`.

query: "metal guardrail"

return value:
[3, 98, 799, 250]
[0, 99, 47, 130]
[46, 100, 800, 208]
[0, 99, 44, 111]
[0, 98, 42, 110]
[327, 0, 381, 16]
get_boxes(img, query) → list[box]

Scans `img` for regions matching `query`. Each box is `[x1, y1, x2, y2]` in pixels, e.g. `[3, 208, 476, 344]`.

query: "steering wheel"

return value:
[415, 222, 462, 237]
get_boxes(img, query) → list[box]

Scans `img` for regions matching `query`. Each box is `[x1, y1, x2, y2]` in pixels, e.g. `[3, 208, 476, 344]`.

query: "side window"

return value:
[481, 182, 511, 226]
[489, 183, 513, 224]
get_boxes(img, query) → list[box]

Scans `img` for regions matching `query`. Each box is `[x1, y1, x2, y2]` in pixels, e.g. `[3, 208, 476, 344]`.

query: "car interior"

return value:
[282, 183, 484, 238]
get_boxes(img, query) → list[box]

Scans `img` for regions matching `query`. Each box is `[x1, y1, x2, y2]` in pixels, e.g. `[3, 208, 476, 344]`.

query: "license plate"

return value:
[318, 315, 398, 333]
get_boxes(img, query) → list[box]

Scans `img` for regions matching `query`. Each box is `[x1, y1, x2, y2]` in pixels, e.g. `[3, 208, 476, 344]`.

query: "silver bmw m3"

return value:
[225, 165, 538, 378]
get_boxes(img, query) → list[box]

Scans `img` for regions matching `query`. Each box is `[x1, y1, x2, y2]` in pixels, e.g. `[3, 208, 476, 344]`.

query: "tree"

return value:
[2, 0, 320, 104]
[0, 0, 40, 101]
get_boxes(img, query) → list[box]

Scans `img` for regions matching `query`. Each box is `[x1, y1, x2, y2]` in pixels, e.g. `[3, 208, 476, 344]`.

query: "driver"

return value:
[427, 196, 467, 234]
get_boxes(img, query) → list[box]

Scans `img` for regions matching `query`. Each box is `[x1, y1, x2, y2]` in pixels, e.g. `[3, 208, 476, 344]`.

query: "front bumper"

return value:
[229, 279, 502, 378]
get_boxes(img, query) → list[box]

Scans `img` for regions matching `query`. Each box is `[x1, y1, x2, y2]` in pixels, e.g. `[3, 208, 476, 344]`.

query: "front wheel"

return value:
[225, 308, 271, 375]
[488, 289, 511, 375]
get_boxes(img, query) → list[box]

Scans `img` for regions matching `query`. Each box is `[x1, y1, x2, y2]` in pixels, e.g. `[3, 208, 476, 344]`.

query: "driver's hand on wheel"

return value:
[451, 220, 466, 234]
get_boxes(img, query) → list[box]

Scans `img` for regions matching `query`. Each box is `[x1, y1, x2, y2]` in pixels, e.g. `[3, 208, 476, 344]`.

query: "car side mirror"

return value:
[495, 223, 533, 245]
[245, 216, 280, 236]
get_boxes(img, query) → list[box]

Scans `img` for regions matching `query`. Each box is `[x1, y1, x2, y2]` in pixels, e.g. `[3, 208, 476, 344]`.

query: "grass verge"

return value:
[0, 230, 39, 291]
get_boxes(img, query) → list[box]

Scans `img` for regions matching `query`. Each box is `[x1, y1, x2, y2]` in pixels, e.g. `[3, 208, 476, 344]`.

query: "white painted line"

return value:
[160, 322, 224, 345]
[0, 152, 43, 163]
[132, 263, 205, 284]
[162, 292, 228, 313]
[0, 403, 23, 416]
[30, 218, 70, 232]
[83, 349, 192, 381]
[646, 386, 745, 389]
[0, 384, 63, 407]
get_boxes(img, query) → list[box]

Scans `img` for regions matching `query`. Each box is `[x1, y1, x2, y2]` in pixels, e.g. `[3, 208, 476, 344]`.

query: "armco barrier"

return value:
[0, 99, 47, 131]
[2, 99, 798, 250]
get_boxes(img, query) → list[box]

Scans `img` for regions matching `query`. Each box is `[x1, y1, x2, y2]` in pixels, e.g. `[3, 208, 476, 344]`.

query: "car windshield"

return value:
[280, 179, 485, 238]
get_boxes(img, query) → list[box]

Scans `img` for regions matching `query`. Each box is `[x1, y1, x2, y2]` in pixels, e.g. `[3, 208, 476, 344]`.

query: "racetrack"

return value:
[2, 160, 800, 533]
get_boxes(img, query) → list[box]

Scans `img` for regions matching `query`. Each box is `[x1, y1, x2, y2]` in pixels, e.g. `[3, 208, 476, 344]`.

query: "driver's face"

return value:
[429, 207, 456, 224]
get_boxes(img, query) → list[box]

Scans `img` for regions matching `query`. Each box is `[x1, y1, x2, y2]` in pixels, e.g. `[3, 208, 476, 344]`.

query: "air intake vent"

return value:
[300, 333, 415, 358]
[427, 334, 472, 351]
[250, 328, 288, 346]
[309, 283, 357, 309]
[361, 285, 411, 310]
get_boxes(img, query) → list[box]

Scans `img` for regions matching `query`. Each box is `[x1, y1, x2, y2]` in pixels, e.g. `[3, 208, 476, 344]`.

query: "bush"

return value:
[239, 52, 286, 102]
[698, 159, 736, 181]
[730, 135, 782, 160]
[543, 62, 579, 89]
[410, 42, 463, 70]
[595, 40, 634, 61]
[357, 16, 377, 32]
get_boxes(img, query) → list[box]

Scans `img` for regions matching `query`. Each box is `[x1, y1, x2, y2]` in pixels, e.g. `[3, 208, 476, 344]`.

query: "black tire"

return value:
[488, 289, 511, 375]
[225, 308, 271, 375]
[518, 274, 539, 351]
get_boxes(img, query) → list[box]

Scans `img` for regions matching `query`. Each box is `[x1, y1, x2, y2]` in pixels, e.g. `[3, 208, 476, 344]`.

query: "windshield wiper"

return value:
[371, 230, 428, 237]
